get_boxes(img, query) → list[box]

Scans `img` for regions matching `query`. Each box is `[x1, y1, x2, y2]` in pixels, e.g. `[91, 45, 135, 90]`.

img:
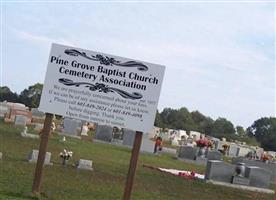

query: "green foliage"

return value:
[239, 136, 260, 147]
[18, 83, 43, 108]
[247, 117, 276, 151]
[155, 108, 235, 141]
[236, 126, 246, 138]
[0, 84, 43, 108]
[154, 110, 163, 128]
[211, 118, 235, 139]
[0, 86, 19, 102]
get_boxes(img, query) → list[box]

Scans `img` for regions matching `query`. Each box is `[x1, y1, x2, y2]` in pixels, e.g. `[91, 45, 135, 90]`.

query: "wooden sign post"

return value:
[123, 131, 143, 200]
[32, 113, 53, 195]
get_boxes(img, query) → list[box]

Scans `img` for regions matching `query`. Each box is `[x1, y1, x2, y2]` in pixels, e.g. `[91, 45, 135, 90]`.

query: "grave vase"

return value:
[62, 158, 68, 166]
[235, 162, 246, 177]
[198, 147, 206, 158]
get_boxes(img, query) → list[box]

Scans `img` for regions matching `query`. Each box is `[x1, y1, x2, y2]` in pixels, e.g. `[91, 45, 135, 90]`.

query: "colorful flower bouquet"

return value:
[60, 149, 73, 165]
[196, 139, 208, 148]
[178, 171, 196, 180]
[261, 153, 269, 163]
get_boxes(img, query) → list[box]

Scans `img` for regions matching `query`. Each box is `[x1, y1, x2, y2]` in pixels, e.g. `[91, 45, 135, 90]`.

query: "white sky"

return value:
[1, 1, 275, 128]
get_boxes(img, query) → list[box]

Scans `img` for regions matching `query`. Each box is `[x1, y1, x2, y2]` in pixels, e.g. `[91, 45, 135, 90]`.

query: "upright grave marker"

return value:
[34, 43, 165, 199]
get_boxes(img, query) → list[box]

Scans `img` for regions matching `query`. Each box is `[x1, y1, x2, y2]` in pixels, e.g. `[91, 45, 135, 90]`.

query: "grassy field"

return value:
[0, 121, 275, 200]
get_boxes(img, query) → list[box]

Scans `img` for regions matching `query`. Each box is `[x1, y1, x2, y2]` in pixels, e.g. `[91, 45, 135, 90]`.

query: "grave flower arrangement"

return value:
[178, 171, 196, 180]
[222, 143, 230, 154]
[196, 139, 208, 148]
[60, 149, 73, 165]
[261, 153, 269, 163]
[207, 140, 214, 149]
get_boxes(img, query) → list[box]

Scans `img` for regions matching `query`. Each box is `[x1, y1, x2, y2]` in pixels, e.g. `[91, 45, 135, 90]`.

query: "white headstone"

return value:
[28, 149, 52, 165]
[15, 115, 27, 126]
[77, 159, 93, 171]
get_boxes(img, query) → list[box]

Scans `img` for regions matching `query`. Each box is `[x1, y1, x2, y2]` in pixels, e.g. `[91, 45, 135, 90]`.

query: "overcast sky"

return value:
[1, 1, 275, 128]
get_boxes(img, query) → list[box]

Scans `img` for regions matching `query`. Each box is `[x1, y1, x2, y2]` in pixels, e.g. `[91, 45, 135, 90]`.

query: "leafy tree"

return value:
[211, 117, 235, 139]
[200, 117, 214, 135]
[236, 126, 246, 138]
[0, 86, 18, 102]
[18, 83, 43, 108]
[247, 117, 276, 151]
[154, 110, 164, 128]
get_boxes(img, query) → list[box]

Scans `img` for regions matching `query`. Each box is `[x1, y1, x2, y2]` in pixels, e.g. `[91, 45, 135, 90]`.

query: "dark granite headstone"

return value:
[205, 160, 235, 182]
[63, 118, 81, 136]
[207, 150, 223, 161]
[245, 166, 272, 189]
[178, 146, 198, 160]
[122, 129, 136, 146]
[95, 125, 113, 142]
[232, 158, 276, 183]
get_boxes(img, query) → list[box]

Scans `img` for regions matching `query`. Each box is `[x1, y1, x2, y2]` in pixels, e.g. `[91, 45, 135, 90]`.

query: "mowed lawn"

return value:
[0, 121, 275, 200]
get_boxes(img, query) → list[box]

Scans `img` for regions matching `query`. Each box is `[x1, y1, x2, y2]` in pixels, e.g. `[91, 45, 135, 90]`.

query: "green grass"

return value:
[0, 121, 275, 200]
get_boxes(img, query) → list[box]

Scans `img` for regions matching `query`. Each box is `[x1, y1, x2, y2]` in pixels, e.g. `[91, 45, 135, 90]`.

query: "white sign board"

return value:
[39, 43, 165, 133]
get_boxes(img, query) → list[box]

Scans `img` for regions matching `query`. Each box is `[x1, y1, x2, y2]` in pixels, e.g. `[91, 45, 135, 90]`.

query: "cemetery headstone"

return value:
[256, 148, 264, 159]
[228, 144, 240, 157]
[237, 146, 252, 157]
[0, 103, 9, 117]
[140, 134, 155, 153]
[162, 147, 177, 155]
[95, 125, 113, 142]
[77, 159, 93, 171]
[8, 109, 32, 124]
[205, 160, 235, 183]
[122, 129, 136, 146]
[171, 138, 180, 146]
[178, 146, 198, 160]
[0, 152, 2, 160]
[15, 115, 27, 126]
[28, 150, 52, 165]
[206, 150, 223, 161]
[232, 158, 276, 183]
[245, 166, 271, 189]
[214, 141, 224, 151]
[63, 118, 81, 136]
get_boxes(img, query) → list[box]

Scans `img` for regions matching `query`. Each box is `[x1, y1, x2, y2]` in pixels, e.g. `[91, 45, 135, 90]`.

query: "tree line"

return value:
[1, 84, 276, 151]
[0, 84, 43, 108]
[154, 108, 276, 151]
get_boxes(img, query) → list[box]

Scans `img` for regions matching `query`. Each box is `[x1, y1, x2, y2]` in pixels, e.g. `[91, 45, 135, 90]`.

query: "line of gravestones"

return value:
[9, 114, 94, 171]
[178, 145, 275, 190]
[6, 111, 276, 191]
[92, 125, 276, 191]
